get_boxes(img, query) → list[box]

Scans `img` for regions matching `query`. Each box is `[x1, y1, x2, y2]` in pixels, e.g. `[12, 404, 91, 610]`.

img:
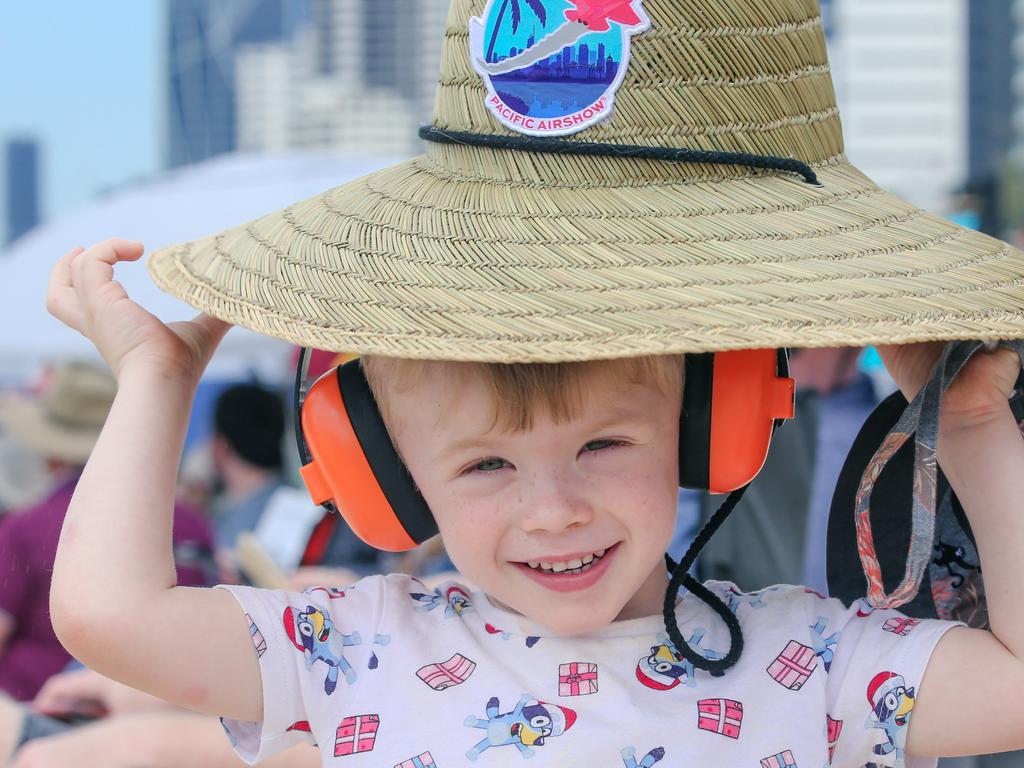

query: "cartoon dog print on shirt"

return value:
[410, 585, 473, 618]
[283, 605, 361, 694]
[864, 671, 915, 765]
[464, 695, 576, 760]
[635, 629, 725, 691]
[621, 746, 666, 767]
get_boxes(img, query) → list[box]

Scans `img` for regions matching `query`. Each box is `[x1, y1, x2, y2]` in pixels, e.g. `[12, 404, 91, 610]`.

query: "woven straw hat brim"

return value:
[0, 396, 99, 464]
[148, 146, 1024, 363]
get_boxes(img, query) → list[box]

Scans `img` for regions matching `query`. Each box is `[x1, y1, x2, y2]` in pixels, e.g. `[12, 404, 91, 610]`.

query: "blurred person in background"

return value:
[0, 664, 321, 767]
[0, 361, 214, 702]
[209, 381, 385, 586]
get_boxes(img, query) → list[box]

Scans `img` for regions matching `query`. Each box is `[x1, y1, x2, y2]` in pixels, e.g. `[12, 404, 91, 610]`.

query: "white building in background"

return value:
[825, 0, 968, 214]
[235, 0, 450, 157]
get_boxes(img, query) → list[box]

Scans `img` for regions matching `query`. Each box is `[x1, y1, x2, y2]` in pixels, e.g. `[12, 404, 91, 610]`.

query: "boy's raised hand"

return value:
[46, 238, 231, 382]
[877, 341, 1021, 430]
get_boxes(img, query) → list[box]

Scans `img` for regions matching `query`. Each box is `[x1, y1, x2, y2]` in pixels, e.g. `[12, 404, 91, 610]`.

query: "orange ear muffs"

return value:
[296, 359, 437, 552]
[679, 349, 795, 494]
[294, 349, 794, 551]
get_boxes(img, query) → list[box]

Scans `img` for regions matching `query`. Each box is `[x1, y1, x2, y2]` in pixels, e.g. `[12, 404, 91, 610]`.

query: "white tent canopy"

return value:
[0, 152, 401, 384]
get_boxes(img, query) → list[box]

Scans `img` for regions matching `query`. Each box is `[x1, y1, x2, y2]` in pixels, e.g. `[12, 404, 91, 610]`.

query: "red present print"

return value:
[697, 698, 743, 739]
[395, 752, 437, 768]
[558, 662, 598, 696]
[766, 641, 817, 690]
[416, 653, 477, 691]
[883, 617, 920, 636]
[246, 614, 267, 658]
[826, 716, 843, 764]
[334, 714, 379, 757]
[760, 750, 798, 768]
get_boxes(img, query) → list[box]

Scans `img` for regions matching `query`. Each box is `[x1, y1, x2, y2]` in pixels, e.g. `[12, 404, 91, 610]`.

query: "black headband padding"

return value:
[337, 361, 439, 545]
[679, 353, 714, 489]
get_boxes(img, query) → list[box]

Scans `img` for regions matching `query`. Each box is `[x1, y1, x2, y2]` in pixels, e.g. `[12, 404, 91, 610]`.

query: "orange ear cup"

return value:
[299, 369, 421, 552]
[707, 350, 795, 494]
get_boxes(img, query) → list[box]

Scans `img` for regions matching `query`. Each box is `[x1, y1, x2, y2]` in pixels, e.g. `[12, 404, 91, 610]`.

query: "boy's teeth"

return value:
[526, 549, 607, 574]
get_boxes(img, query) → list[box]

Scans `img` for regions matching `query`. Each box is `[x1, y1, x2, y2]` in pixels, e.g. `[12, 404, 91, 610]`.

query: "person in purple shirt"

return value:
[0, 361, 214, 702]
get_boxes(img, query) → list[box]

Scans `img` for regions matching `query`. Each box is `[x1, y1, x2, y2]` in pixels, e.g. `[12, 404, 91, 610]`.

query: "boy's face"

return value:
[386, 361, 682, 635]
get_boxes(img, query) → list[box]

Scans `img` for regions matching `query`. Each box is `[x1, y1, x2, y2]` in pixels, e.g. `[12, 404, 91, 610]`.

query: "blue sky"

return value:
[0, 2, 161, 239]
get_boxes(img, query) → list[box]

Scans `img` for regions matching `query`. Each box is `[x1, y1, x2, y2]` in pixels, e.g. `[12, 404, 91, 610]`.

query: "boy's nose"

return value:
[518, 474, 594, 533]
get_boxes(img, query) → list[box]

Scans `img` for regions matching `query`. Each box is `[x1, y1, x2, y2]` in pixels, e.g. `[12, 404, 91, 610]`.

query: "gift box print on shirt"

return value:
[245, 614, 266, 658]
[760, 749, 798, 768]
[395, 752, 437, 768]
[882, 617, 920, 636]
[335, 714, 380, 757]
[766, 640, 818, 691]
[417, 653, 477, 691]
[464, 695, 577, 761]
[558, 662, 598, 696]
[696, 698, 743, 739]
[826, 716, 843, 764]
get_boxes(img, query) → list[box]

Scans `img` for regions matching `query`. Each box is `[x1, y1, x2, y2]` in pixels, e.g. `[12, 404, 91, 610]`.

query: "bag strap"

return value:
[855, 340, 1024, 609]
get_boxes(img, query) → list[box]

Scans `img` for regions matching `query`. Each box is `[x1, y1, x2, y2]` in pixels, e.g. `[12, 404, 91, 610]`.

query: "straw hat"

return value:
[148, 0, 1024, 363]
[0, 362, 117, 464]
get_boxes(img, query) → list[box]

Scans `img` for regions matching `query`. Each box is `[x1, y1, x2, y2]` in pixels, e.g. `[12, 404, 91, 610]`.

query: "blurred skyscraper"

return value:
[235, 0, 449, 157]
[964, 0, 1016, 234]
[4, 139, 40, 246]
[166, 0, 304, 167]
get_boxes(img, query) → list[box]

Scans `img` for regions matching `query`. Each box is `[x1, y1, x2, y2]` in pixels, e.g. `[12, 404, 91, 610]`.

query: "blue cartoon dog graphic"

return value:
[283, 605, 361, 694]
[635, 629, 725, 691]
[464, 695, 576, 760]
[621, 746, 666, 767]
[865, 671, 915, 764]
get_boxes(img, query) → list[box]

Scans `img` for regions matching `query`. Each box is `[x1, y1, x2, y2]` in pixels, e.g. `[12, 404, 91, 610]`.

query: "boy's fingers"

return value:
[193, 313, 233, 341]
[45, 246, 87, 328]
[70, 239, 144, 314]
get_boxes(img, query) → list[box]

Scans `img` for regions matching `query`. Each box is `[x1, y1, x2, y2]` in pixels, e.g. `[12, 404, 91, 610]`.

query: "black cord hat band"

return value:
[419, 126, 821, 186]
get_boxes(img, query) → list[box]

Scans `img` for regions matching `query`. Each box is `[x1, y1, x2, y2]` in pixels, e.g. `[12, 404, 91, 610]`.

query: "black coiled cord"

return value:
[662, 485, 750, 676]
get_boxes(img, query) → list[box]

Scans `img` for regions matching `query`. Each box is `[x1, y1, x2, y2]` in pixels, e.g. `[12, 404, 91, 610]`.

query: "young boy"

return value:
[44, 238, 1024, 767]
[41, 0, 1024, 765]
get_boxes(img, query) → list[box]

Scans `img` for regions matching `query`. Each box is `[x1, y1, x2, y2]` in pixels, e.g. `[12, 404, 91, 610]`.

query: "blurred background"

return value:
[0, 2, 1020, 766]
[2, 1, 1024, 386]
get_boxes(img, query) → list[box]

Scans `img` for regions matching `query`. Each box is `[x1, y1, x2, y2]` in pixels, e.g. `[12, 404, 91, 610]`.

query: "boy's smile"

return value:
[382, 358, 683, 635]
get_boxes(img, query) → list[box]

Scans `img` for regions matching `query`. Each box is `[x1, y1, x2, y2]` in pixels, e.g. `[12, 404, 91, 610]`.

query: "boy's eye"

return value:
[583, 439, 622, 453]
[473, 458, 508, 473]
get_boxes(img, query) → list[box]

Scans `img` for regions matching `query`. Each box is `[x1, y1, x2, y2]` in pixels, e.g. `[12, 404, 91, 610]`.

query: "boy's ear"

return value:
[295, 360, 438, 553]
[679, 350, 794, 494]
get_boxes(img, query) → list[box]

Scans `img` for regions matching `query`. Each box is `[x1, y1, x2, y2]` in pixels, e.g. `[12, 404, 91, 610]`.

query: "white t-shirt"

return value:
[219, 574, 959, 767]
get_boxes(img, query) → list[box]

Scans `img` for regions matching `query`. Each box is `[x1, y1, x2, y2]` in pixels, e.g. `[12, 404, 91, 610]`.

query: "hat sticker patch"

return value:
[469, 0, 650, 136]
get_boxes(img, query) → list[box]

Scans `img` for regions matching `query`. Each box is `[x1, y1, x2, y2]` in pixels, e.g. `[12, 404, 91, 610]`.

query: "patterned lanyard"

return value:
[855, 339, 1024, 609]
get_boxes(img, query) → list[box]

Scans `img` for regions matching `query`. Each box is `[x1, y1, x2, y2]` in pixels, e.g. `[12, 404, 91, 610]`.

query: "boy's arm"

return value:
[46, 240, 261, 722]
[878, 344, 1024, 757]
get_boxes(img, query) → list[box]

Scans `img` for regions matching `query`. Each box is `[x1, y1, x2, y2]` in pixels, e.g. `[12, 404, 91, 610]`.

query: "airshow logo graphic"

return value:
[469, 0, 651, 136]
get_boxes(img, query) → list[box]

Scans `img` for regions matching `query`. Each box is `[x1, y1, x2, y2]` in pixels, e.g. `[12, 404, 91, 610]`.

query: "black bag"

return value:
[827, 365, 1024, 627]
